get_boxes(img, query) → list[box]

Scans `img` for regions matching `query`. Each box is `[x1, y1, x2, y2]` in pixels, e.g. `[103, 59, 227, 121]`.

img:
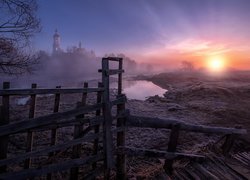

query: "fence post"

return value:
[102, 58, 114, 179]
[25, 83, 37, 169]
[92, 82, 103, 169]
[70, 82, 88, 180]
[47, 85, 61, 180]
[118, 58, 123, 95]
[164, 123, 180, 174]
[222, 134, 235, 156]
[116, 93, 126, 180]
[0, 82, 10, 173]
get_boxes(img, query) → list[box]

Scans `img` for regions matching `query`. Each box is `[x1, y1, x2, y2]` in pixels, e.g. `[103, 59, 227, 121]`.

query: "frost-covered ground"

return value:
[4, 71, 250, 179]
[147, 71, 250, 139]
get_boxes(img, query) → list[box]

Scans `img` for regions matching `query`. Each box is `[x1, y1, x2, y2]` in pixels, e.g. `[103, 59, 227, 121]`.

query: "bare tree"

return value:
[0, 0, 40, 75]
[181, 60, 195, 72]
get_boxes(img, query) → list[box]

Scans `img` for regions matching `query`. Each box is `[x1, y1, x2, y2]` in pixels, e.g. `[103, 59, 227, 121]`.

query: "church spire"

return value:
[53, 29, 61, 54]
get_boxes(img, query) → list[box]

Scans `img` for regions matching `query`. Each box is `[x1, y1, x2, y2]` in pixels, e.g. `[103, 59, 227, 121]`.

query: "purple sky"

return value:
[34, 0, 250, 67]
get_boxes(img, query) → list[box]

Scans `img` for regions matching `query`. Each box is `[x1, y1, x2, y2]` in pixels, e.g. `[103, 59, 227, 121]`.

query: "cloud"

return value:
[162, 38, 250, 57]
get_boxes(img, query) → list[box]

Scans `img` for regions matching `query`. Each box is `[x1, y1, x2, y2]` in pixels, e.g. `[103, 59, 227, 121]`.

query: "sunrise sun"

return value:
[207, 56, 226, 73]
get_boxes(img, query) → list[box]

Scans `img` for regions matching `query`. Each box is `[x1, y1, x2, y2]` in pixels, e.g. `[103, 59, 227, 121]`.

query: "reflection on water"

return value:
[111, 80, 167, 100]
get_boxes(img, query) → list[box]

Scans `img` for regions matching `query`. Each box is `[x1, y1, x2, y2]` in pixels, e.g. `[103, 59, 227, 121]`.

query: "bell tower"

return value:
[53, 29, 61, 54]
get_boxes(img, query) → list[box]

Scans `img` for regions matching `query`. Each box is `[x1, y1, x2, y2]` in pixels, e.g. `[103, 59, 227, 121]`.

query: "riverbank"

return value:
[144, 71, 250, 142]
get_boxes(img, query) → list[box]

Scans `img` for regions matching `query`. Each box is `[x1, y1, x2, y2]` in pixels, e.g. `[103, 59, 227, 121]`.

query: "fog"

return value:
[1, 46, 166, 88]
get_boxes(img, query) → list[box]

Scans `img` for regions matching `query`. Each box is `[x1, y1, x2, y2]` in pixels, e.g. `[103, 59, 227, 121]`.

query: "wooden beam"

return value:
[118, 146, 205, 160]
[70, 82, 88, 180]
[103, 57, 122, 61]
[50, 85, 61, 146]
[222, 134, 236, 156]
[118, 59, 123, 95]
[0, 87, 104, 96]
[164, 124, 180, 174]
[116, 94, 126, 180]
[47, 85, 61, 180]
[0, 82, 10, 173]
[98, 69, 124, 76]
[0, 103, 102, 137]
[102, 58, 114, 178]
[92, 82, 103, 169]
[24, 83, 37, 169]
[127, 115, 247, 135]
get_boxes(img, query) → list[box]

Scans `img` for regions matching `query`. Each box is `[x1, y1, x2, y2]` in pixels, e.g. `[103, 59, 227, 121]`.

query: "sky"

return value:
[34, 0, 250, 70]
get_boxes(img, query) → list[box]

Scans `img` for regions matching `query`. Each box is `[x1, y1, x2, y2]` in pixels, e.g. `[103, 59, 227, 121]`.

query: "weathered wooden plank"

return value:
[118, 146, 205, 159]
[50, 86, 61, 146]
[47, 86, 61, 180]
[98, 69, 124, 76]
[0, 103, 102, 137]
[70, 82, 88, 180]
[93, 82, 103, 169]
[222, 134, 236, 156]
[127, 115, 247, 135]
[0, 154, 104, 180]
[164, 124, 180, 174]
[0, 87, 104, 96]
[0, 82, 10, 173]
[0, 132, 103, 166]
[81, 82, 88, 105]
[102, 58, 114, 178]
[116, 94, 126, 180]
[24, 83, 37, 169]
[103, 57, 122, 62]
[118, 59, 123, 95]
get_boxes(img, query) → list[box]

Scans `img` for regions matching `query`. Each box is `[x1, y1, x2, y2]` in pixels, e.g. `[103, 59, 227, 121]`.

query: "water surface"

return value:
[112, 80, 167, 100]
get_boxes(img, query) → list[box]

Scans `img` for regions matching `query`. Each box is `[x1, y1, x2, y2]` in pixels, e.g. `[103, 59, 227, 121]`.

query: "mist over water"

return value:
[111, 80, 167, 100]
[1, 27, 176, 89]
[1, 48, 159, 88]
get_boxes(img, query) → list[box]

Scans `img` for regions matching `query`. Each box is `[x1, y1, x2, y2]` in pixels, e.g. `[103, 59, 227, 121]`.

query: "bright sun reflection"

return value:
[207, 56, 226, 73]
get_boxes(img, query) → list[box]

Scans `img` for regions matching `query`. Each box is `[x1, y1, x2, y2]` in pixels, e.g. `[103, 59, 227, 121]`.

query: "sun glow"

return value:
[207, 56, 226, 73]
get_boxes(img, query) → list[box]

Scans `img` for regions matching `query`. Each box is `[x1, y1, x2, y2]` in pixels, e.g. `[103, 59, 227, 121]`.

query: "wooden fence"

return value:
[0, 57, 126, 179]
[0, 57, 247, 179]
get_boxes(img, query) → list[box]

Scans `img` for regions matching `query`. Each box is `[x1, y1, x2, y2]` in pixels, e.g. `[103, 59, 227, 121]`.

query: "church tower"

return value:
[53, 29, 61, 54]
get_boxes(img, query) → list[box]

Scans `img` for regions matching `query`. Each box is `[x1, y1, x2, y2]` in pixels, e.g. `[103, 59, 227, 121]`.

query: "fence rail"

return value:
[0, 87, 104, 96]
[127, 115, 247, 135]
[0, 103, 102, 136]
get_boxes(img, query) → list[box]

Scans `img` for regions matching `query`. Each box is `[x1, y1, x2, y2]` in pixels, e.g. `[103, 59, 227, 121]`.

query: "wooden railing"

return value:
[0, 57, 126, 179]
[119, 114, 247, 176]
